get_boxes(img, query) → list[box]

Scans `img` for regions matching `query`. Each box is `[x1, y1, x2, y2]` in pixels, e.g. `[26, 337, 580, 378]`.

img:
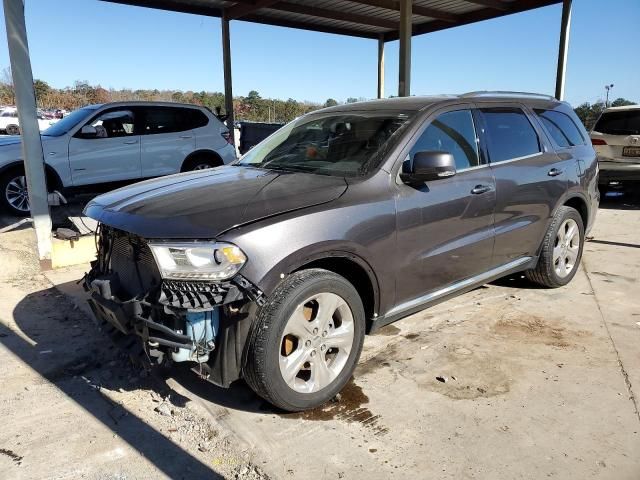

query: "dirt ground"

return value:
[0, 191, 639, 479]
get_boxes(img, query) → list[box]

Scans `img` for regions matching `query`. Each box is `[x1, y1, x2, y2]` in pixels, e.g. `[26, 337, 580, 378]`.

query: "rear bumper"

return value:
[598, 160, 640, 183]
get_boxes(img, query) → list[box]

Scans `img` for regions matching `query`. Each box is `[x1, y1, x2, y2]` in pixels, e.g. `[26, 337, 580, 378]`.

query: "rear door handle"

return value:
[180, 135, 193, 139]
[471, 184, 492, 195]
[123, 139, 138, 145]
[548, 168, 564, 177]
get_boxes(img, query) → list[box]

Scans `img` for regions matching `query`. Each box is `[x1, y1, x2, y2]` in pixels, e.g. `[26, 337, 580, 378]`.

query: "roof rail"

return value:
[460, 91, 558, 101]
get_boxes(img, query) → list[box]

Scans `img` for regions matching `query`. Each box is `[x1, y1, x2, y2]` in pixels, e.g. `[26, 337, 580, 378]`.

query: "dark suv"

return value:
[84, 92, 599, 411]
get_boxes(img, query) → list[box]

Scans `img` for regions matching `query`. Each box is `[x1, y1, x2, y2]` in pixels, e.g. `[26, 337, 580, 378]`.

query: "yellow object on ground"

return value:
[51, 235, 96, 269]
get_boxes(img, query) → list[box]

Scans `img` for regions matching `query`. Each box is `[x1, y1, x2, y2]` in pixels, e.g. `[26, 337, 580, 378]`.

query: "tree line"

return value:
[0, 68, 635, 127]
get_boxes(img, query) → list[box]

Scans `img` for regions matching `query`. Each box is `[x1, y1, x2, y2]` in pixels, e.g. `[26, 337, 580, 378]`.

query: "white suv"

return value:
[0, 102, 237, 215]
[590, 104, 640, 188]
[0, 107, 54, 134]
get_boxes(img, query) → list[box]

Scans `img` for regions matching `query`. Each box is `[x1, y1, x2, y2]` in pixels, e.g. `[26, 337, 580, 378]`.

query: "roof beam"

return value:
[348, 0, 458, 22]
[267, 2, 398, 29]
[102, 0, 221, 17]
[225, 0, 280, 20]
[242, 12, 379, 38]
[462, 0, 510, 11]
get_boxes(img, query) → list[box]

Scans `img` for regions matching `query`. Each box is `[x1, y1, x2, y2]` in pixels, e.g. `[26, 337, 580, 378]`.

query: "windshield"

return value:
[42, 106, 99, 137]
[594, 109, 640, 135]
[237, 111, 413, 176]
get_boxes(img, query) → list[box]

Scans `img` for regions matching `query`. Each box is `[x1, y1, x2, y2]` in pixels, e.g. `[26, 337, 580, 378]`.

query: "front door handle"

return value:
[548, 168, 564, 177]
[123, 139, 138, 145]
[471, 184, 492, 195]
[180, 135, 193, 139]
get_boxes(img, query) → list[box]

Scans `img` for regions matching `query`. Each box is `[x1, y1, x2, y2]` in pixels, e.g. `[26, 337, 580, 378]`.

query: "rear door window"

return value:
[410, 109, 480, 170]
[481, 108, 541, 163]
[141, 107, 203, 135]
[593, 110, 640, 135]
[535, 109, 585, 147]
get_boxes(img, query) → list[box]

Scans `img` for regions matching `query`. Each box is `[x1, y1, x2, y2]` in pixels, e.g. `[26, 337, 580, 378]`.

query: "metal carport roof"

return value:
[104, 0, 561, 41]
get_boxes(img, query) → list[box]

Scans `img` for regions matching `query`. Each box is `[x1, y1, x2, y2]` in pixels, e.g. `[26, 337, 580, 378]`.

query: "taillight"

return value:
[221, 131, 233, 145]
[591, 138, 607, 146]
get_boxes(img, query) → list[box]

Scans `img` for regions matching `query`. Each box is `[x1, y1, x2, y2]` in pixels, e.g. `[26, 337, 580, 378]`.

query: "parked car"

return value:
[0, 107, 54, 134]
[590, 104, 640, 189]
[0, 101, 236, 215]
[83, 92, 599, 412]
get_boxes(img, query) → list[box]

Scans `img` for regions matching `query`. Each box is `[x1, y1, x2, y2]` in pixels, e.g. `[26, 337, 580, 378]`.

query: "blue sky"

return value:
[0, 0, 638, 106]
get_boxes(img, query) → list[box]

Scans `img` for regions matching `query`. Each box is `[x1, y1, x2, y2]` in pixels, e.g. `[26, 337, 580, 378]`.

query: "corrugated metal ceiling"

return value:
[103, 0, 561, 40]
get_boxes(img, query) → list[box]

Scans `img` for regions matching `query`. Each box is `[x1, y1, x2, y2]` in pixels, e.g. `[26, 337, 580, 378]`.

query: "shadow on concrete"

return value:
[599, 187, 640, 211]
[4, 282, 224, 479]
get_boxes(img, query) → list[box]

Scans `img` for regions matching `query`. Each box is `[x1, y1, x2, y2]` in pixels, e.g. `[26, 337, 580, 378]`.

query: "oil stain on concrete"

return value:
[278, 379, 388, 435]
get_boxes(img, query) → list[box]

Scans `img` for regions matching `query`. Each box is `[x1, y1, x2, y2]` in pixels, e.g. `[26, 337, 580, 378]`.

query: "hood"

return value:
[84, 165, 348, 238]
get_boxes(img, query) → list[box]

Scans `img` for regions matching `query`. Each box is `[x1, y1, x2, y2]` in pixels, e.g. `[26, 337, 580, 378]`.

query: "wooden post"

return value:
[555, 0, 572, 101]
[398, 0, 411, 97]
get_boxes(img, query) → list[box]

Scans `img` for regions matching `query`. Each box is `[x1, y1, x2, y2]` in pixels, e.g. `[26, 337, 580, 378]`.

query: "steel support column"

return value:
[221, 14, 235, 139]
[554, 0, 572, 101]
[398, 0, 411, 97]
[3, 0, 52, 268]
[377, 34, 385, 99]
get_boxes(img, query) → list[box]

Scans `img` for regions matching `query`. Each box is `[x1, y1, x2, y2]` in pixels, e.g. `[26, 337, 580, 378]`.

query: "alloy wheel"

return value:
[279, 292, 355, 393]
[192, 163, 212, 170]
[5, 175, 30, 213]
[553, 218, 580, 278]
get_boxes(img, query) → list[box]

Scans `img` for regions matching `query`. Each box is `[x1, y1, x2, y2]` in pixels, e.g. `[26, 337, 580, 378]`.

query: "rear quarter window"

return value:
[534, 109, 586, 147]
[593, 110, 640, 135]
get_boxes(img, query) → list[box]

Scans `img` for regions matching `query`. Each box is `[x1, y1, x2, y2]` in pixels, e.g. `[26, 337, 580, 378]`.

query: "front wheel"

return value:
[244, 269, 365, 412]
[526, 206, 584, 288]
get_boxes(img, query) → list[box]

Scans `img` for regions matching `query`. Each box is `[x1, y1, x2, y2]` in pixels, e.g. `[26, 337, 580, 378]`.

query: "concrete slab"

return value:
[2, 191, 639, 479]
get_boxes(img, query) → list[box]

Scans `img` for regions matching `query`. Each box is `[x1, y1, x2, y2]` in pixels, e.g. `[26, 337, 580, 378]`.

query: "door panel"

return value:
[68, 136, 141, 185]
[393, 107, 495, 308]
[478, 105, 570, 264]
[395, 168, 496, 305]
[490, 154, 568, 262]
[140, 107, 197, 177]
[68, 108, 141, 186]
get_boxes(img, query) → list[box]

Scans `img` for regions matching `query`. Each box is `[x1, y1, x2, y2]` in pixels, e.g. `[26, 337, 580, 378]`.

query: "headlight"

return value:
[148, 242, 246, 281]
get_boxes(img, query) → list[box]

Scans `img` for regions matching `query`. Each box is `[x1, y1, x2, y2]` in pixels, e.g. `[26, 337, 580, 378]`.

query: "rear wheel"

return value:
[182, 153, 222, 172]
[5, 124, 20, 136]
[0, 168, 30, 216]
[244, 269, 365, 412]
[526, 206, 584, 288]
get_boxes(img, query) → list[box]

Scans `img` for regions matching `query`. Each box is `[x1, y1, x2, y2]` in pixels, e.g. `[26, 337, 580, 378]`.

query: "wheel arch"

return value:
[259, 250, 381, 328]
[0, 160, 63, 191]
[562, 194, 589, 230]
[180, 149, 224, 172]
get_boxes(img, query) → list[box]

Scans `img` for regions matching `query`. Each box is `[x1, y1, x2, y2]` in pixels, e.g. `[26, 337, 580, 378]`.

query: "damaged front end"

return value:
[84, 225, 265, 387]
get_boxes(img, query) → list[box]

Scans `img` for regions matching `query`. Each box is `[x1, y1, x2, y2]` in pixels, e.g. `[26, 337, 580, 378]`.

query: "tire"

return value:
[182, 154, 221, 172]
[244, 268, 366, 412]
[0, 167, 31, 216]
[5, 124, 20, 136]
[525, 206, 584, 288]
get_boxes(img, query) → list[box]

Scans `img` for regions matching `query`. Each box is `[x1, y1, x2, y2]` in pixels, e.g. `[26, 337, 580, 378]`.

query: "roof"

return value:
[316, 91, 563, 113]
[102, 0, 561, 40]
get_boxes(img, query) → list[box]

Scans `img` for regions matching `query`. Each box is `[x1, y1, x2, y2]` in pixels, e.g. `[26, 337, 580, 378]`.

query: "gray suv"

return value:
[83, 92, 599, 411]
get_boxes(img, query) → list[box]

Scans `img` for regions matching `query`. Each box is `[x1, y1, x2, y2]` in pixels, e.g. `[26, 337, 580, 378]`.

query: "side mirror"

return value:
[401, 151, 456, 184]
[80, 125, 97, 138]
